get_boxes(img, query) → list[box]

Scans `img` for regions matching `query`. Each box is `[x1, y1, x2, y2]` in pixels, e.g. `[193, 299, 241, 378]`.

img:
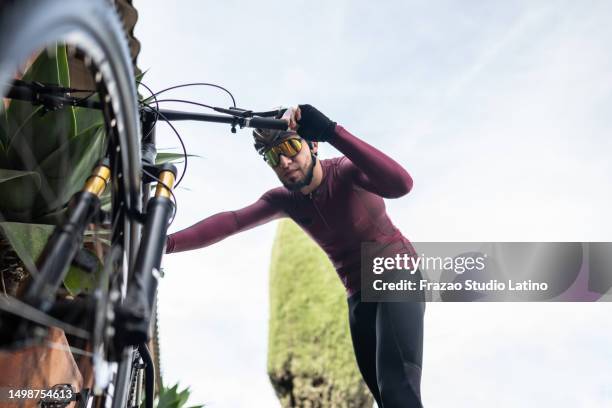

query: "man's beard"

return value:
[281, 153, 317, 192]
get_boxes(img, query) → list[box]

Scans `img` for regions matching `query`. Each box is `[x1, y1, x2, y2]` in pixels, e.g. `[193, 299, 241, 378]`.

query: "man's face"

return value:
[268, 138, 318, 191]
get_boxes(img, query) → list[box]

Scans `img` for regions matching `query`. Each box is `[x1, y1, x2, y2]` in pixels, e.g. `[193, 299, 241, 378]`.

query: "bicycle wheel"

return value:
[0, 0, 143, 407]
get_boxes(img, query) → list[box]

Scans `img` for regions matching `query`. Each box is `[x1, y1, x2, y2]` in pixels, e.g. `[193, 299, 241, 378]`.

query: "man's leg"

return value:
[376, 300, 425, 408]
[347, 292, 382, 406]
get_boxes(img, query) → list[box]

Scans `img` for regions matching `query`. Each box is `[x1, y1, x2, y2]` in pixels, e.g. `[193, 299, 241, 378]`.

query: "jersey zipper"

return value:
[310, 192, 332, 231]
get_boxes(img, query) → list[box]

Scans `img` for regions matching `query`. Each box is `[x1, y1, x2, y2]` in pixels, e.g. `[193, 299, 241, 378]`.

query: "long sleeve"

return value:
[166, 190, 286, 254]
[330, 125, 413, 198]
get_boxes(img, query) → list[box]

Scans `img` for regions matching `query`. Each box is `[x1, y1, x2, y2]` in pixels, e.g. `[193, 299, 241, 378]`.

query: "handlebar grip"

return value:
[246, 117, 288, 130]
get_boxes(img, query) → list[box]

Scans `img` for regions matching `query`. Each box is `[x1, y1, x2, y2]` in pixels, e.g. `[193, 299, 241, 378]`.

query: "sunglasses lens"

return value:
[264, 138, 303, 167]
[264, 150, 280, 167]
[283, 138, 302, 156]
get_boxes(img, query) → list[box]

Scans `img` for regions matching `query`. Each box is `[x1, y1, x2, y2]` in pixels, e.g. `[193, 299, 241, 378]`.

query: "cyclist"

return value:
[165, 104, 425, 408]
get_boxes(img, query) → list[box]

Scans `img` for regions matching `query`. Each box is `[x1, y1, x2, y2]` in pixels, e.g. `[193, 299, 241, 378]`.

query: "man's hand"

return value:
[281, 104, 337, 142]
[280, 106, 301, 131]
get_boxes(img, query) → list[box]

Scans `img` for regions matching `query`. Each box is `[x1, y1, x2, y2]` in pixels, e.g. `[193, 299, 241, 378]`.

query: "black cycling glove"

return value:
[297, 104, 337, 142]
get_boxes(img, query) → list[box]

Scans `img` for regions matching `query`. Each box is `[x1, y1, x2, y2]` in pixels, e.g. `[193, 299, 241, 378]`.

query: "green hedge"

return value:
[267, 220, 372, 408]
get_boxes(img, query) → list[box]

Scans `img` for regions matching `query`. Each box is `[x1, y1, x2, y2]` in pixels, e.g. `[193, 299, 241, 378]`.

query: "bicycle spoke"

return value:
[45, 340, 94, 358]
[0, 296, 90, 339]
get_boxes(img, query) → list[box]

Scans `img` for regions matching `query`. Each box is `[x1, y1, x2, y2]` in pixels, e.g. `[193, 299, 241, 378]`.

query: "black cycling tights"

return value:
[348, 294, 425, 408]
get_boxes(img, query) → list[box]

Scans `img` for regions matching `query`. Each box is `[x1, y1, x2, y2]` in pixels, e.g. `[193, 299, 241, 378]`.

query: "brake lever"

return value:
[213, 106, 285, 118]
[213, 106, 253, 117]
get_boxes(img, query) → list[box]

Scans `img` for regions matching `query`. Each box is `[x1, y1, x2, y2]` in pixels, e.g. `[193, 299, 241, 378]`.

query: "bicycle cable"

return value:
[138, 81, 187, 201]
[140, 102, 189, 188]
[152, 98, 215, 111]
[150, 82, 236, 108]
[137, 80, 160, 142]
[73, 90, 97, 105]
[138, 81, 190, 192]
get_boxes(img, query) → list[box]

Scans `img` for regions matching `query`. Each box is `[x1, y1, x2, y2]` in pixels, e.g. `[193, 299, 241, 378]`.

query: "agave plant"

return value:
[0, 44, 108, 297]
[155, 383, 204, 408]
[0, 46, 191, 297]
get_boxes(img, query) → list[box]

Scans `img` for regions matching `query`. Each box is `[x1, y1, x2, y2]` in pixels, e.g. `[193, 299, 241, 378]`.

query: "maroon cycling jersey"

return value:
[166, 125, 415, 296]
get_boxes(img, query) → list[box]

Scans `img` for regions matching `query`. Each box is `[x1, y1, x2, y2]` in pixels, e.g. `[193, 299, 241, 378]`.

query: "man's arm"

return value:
[166, 191, 286, 254]
[289, 104, 413, 198]
[330, 124, 413, 198]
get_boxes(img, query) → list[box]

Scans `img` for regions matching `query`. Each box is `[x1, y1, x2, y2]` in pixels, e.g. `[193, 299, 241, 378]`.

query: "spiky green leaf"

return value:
[34, 125, 105, 216]
[74, 106, 104, 135]
[155, 152, 199, 165]
[5, 45, 77, 168]
[155, 383, 203, 408]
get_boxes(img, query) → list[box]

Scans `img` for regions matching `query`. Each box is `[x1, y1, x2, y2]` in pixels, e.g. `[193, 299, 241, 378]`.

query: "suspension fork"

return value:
[114, 163, 176, 347]
[112, 155, 175, 408]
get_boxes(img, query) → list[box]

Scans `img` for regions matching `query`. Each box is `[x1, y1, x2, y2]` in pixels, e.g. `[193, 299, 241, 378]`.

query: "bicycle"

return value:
[0, 1, 288, 407]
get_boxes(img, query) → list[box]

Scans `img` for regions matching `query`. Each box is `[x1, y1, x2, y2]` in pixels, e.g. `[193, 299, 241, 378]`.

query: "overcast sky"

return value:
[134, 1, 612, 406]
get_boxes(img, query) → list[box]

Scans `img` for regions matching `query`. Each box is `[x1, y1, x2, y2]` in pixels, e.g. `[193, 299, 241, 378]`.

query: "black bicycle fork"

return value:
[114, 162, 176, 347]
[6, 134, 176, 354]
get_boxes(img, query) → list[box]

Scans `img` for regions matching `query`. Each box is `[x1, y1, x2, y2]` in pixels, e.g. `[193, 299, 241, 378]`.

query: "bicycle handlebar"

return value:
[245, 116, 288, 130]
[6, 81, 290, 132]
[151, 108, 288, 131]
